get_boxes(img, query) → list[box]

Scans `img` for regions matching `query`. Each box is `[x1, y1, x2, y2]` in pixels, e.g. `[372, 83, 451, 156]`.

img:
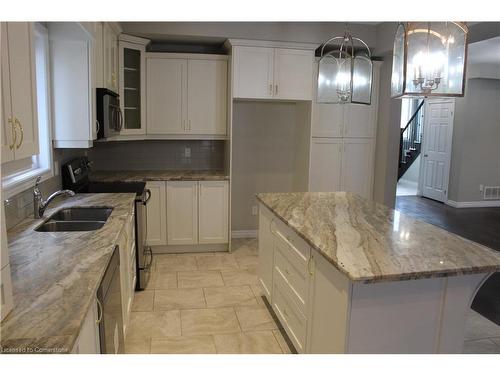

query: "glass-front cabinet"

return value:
[118, 35, 149, 135]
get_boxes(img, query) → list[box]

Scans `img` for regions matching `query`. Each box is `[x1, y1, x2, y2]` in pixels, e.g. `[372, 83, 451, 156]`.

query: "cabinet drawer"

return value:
[273, 273, 307, 353]
[274, 245, 308, 309]
[272, 219, 310, 273]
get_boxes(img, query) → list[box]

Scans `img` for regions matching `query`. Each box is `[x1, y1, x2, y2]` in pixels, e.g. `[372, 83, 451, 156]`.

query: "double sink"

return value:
[35, 207, 113, 232]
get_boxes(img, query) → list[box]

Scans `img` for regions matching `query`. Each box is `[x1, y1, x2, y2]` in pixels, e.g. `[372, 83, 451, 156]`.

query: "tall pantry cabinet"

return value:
[309, 62, 380, 199]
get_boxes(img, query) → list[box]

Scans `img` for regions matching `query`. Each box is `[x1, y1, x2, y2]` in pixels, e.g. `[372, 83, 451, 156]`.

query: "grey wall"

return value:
[448, 79, 500, 202]
[231, 101, 302, 231]
[400, 155, 420, 184]
[87, 140, 225, 171]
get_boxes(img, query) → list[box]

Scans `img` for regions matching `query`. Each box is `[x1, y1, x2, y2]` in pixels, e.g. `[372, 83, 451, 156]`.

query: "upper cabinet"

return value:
[146, 54, 228, 138]
[119, 35, 149, 135]
[1, 22, 39, 163]
[311, 61, 380, 138]
[228, 40, 316, 101]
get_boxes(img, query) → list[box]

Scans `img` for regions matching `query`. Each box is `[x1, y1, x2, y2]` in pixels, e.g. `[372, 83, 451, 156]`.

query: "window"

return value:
[1, 23, 54, 198]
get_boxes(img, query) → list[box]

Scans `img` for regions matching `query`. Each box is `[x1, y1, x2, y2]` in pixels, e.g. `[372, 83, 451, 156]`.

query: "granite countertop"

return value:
[0, 193, 136, 353]
[90, 170, 229, 182]
[256, 192, 500, 283]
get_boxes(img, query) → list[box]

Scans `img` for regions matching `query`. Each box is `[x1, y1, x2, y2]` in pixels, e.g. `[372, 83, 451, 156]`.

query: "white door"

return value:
[7, 22, 39, 160]
[167, 181, 198, 245]
[273, 48, 313, 100]
[187, 59, 227, 135]
[198, 181, 229, 244]
[311, 103, 344, 137]
[233, 46, 274, 99]
[341, 138, 374, 199]
[146, 58, 187, 134]
[1, 23, 15, 163]
[309, 138, 343, 192]
[145, 182, 167, 246]
[420, 100, 454, 202]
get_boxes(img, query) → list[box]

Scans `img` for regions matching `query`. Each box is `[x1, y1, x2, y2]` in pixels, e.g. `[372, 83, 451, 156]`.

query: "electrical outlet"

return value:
[184, 147, 191, 158]
[251, 206, 258, 216]
[479, 184, 484, 192]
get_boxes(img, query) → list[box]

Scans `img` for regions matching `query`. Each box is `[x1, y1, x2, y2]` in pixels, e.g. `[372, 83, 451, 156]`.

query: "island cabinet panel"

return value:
[258, 206, 275, 301]
[306, 250, 350, 354]
[72, 298, 100, 354]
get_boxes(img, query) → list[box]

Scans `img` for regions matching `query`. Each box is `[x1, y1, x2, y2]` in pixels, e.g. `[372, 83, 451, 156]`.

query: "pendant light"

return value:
[391, 22, 468, 98]
[317, 26, 373, 105]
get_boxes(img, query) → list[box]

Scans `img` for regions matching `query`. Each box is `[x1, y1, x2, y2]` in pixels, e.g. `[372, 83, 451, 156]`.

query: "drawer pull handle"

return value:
[95, 298, 103, 324]
[307, 255, 314, 276]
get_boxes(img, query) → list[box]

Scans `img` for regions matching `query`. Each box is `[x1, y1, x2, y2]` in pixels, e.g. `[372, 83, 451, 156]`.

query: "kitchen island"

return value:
[256, 192, 500, 353]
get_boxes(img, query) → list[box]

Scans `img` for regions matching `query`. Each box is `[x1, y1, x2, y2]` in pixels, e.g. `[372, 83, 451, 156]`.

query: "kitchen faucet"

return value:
[33, 176, 75, 219]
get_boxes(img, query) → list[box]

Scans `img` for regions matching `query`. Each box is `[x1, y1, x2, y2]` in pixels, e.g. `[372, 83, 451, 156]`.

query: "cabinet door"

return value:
[146, 58, 187, 134]
[1, 23, 14, 163]
[145, 182, 167, 246]
[198, 181, 229, 244]
[118, 231, 131, 334]
[343, 103, 377, 138]
[167, 181, 198, 245]
[187, 59, 227, 135]
[119, 41, 146, 135]
[233, 46, 274, 99]
[103, 23, 118, 91]
[273, 49, 313, 100]
[7, 22, 39, 160]
[309, 138, 343, 192]
[72, 298, 100, 354]
[341, 138, 374, 199]
[311, 103, 344, 138]
[258, 205, 274, 301]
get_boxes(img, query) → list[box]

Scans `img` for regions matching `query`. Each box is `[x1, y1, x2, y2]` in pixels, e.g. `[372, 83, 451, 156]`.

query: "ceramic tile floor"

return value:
[124, 238, 291, 354]
[125, 238, 498, 354]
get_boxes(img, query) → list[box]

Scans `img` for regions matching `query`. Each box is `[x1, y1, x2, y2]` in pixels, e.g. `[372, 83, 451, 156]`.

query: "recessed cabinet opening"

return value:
[123, 48, 141, 130]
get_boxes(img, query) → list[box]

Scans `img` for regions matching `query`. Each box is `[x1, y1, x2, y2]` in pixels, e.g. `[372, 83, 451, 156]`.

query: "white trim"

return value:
[2, 167, 53, 200]
[118, 33, 150, 46]
[96, 134, 228, 142]
[445, 199, 500, 208]
[224, 39, 318, 51]
[145, 52, 228, 61]
[231, 230, 258, 238]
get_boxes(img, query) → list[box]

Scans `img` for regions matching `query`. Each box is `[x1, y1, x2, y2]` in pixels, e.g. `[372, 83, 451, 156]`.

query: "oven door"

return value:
[135, 189, 153, 290]
[103, 96, 123, 137]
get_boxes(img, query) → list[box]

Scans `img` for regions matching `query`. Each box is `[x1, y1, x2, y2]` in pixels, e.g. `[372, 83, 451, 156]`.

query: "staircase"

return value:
[398, 100, 425, 180]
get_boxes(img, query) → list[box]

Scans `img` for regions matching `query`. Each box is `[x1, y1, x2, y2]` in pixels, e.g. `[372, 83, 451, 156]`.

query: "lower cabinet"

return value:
[258, 205, 274, 300]
[72, 298, 100, 354]
[146, 180, 230, 249]
[167, 181, 199, 245]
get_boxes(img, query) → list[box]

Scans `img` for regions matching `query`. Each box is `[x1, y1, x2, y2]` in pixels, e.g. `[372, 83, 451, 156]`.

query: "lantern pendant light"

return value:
[317, 26, 373, 105]
[391, 22, 469, 98]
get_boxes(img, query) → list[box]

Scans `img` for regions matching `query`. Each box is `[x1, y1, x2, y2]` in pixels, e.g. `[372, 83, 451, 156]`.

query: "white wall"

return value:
[231, 101, 309, 231]
[448, 78, 500, 203]
[400, 155, 420, 184]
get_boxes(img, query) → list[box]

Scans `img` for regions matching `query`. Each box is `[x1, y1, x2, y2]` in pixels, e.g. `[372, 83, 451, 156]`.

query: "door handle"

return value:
[14, 118, 23, 149]
[8, 117, 16, 150]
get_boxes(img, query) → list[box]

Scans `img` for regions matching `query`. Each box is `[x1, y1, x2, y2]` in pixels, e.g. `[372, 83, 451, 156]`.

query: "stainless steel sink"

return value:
[35, 221, 107, 232]
[34, 206, 113, 232]
[49, 207, 113, 222]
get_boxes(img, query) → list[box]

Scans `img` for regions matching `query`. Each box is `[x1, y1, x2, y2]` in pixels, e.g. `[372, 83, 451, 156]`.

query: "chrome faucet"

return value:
[33, 176, 75, 219]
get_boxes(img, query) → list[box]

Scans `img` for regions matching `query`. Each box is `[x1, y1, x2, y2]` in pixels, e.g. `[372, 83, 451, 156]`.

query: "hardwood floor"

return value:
[395, 196, 500, 326]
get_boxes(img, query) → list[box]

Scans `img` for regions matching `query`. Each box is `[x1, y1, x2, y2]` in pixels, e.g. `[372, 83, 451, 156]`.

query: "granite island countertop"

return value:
[0, 193, 136, 353]
[256, 192, 500, 283]
[90, 169, 229, 182]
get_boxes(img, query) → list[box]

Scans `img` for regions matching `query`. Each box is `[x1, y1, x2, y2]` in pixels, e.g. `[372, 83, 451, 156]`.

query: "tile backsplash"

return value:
[87, 140, 225, 171]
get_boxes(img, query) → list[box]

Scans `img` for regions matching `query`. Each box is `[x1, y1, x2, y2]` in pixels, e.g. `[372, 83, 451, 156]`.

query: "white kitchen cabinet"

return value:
[309, 138, 343, 192]
[231, 43, 314, 101]
[145, 182, 167, 246]
[273, 48, 313, 101]
[311, 102, 344, 138]
[119, 35, 149, 135]
[232, 46, 274, 99]
[146, 54, 228, 137]
[198, 181, 229, 244]
[258, 205, 274, 301]
[72, 298, 100, 354]
[1, 22, 39, 162]
[146, 58, 187, 135]
[167, 181, 199, 245]
[49, 23, 98, 148]
[103, 23, 119, 92]
[341, 138, 374, 199]
[187, 59, 227, 135]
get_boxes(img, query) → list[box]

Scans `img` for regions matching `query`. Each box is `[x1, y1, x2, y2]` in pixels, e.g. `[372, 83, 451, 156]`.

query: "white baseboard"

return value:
[445, 199, 500, 208]
[398, 179, 418, 188]
[231, 230, 258, 238]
